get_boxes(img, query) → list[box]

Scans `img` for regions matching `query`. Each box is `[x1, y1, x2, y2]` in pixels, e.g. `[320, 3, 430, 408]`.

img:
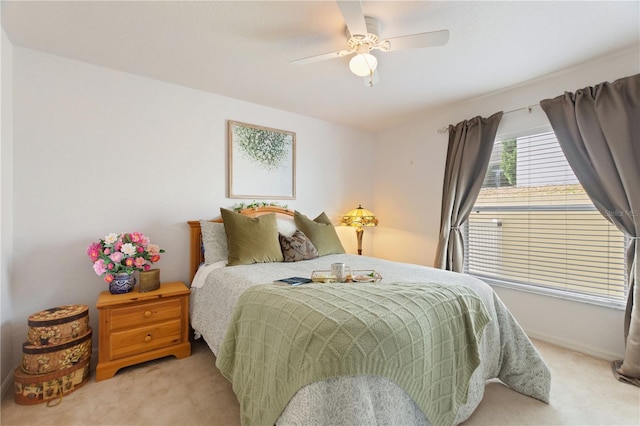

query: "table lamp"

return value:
[340, 204, 378, 255]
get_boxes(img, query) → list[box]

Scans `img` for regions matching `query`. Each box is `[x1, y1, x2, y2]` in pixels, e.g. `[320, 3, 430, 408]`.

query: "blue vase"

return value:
[109, 273, 136, 294]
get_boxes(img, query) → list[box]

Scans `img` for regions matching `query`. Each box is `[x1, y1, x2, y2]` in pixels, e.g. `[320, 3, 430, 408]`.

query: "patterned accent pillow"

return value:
[279, 230, 319, 262]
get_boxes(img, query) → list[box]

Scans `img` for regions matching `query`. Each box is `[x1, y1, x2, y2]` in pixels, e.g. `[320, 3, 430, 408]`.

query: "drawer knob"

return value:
[144, 311, 152, 318]
[144, 334, 152, 342]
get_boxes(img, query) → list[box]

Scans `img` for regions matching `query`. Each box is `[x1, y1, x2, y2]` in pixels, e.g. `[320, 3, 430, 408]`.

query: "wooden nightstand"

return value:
[95, 281, 191, 381]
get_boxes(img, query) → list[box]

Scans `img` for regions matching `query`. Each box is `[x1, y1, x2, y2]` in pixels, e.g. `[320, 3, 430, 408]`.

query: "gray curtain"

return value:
[540, 73, 640, 382]
[434, 112, 503, 272]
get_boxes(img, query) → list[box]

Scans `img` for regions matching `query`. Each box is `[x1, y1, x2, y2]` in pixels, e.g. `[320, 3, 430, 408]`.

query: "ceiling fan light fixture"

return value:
[349, 52, 377, 77]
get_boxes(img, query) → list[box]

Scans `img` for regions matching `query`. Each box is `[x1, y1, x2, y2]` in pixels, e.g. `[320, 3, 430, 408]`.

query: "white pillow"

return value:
[200, 221, 228, 264]
[277, 218, 297, 237]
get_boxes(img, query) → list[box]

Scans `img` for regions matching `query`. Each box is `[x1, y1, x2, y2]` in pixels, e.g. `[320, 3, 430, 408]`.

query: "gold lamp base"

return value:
[356, 227, 363, 255]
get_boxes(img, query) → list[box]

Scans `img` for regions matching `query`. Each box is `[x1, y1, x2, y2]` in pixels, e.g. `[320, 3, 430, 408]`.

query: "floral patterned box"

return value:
[14, 357, 90, 405]
[27, 305, 89, 347]
[21, 328, 92, 375]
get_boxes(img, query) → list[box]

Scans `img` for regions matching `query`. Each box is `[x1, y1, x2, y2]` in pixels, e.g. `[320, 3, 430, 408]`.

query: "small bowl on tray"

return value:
[349, 270, 383, 283]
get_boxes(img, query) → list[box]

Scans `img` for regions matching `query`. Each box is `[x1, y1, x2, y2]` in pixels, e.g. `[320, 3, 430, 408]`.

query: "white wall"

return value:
[1, 27, 15, 395]
[6, 47, 375, 374]
[3, 38, 638, 390]
[373, 47, 640, 360]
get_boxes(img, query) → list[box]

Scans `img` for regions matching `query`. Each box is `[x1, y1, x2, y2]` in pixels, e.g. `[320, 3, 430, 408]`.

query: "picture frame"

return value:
[228, 120, 296, 199]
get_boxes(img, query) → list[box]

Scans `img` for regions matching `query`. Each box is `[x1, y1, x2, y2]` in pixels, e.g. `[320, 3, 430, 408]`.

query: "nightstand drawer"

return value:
[109, 299, 181, 330]
[109, 319, 182, 360]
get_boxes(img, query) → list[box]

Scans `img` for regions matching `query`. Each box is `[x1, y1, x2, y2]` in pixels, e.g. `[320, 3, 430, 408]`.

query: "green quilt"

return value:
[216, 282, 491, 426]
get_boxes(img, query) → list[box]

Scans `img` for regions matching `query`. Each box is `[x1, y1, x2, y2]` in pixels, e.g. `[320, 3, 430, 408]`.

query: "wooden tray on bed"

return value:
[310, 270, 382, 283]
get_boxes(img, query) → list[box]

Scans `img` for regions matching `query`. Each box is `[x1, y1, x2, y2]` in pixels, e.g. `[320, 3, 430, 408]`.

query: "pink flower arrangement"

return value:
[87, 232, 165, 283]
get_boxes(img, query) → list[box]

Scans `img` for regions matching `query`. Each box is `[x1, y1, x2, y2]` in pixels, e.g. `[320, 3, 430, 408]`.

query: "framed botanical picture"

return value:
[228, 120, 296, 199]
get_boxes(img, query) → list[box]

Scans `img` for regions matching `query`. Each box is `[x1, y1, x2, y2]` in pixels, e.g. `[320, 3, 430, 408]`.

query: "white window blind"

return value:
[464, 131, 627, 305]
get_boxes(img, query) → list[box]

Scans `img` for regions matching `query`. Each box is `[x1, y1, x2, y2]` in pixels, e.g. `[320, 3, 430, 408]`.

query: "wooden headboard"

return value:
[187, 206, 295, 283]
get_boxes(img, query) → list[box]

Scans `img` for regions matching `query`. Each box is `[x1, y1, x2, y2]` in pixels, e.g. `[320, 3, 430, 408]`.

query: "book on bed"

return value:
[273, 277, 312, 286]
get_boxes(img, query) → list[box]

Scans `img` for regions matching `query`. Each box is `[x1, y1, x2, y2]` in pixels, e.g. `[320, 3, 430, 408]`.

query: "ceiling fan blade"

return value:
[386, 30, 450, 51]
[337, 0, 367, 36]
[289, 49, 352, 65]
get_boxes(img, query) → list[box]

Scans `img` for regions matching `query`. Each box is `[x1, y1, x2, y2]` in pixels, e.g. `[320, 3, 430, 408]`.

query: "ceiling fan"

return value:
[289, 0, 449, 87]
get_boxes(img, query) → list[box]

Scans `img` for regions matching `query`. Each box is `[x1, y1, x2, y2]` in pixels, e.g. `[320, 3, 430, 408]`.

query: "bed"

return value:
[188, 207, 550, 426]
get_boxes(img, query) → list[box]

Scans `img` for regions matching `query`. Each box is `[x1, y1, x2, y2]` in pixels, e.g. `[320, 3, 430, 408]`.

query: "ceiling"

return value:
[2, 1, 639, 131]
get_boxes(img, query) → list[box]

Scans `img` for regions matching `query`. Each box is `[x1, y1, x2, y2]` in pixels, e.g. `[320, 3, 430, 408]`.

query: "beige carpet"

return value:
[1, 338, 638, 426]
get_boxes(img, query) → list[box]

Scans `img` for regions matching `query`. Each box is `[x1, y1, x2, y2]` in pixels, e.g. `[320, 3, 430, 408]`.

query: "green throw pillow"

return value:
[221, 208, 284, 266]
[294, 211, 346, 256]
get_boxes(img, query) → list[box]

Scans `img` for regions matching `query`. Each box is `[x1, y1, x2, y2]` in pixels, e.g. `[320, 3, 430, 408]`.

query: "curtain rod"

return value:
[436, 103, 539, 134]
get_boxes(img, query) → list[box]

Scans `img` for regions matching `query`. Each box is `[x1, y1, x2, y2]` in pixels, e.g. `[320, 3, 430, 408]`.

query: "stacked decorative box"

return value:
[14, 305, 92, 405]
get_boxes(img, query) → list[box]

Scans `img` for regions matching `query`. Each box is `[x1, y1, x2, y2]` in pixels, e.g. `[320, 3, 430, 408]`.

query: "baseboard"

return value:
[525, 329, 622, 361]
[0, 332, 620, 399]
[1, 371, 13, 401]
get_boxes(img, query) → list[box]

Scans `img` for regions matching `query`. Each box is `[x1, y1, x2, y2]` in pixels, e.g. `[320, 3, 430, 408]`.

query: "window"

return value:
[464, 131, 627, 306]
